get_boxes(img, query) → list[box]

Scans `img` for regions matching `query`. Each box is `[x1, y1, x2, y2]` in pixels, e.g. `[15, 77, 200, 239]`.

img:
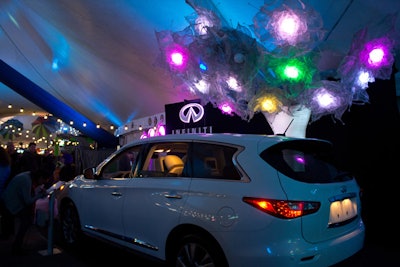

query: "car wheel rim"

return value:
[62, 205, 79, 244]
[176, 242, 215, 267]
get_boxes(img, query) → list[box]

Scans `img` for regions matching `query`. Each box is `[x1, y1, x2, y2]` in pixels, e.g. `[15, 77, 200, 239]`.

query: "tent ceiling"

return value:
[1, 0, 399, 141]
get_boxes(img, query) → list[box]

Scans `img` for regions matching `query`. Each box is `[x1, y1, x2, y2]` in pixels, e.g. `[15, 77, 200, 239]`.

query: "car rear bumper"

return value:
[224, 220, 365, 267]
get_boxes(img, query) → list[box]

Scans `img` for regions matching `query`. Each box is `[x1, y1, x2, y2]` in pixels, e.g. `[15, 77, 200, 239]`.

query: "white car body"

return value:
[57, 133, 365, 267]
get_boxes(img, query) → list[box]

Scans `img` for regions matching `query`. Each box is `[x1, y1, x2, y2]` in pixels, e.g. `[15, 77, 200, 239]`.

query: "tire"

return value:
[59, 201, 82, 246]
[171, 233, 228, 267]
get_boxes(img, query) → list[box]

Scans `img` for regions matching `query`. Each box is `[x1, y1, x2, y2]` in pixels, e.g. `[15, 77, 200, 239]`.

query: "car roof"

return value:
[121, 133, 327, 149]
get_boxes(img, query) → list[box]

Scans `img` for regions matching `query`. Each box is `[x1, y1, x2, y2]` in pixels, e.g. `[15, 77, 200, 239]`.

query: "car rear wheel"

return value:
[59, 201, 82, 246]
[171, 233, 228, 267]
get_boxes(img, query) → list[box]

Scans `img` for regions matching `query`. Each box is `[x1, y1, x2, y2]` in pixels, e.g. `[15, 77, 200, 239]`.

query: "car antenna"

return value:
[278, 118, 294, 136]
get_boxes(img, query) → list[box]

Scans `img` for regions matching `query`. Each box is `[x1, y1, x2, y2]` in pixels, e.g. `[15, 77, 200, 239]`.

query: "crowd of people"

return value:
[0, 141, 77, 255]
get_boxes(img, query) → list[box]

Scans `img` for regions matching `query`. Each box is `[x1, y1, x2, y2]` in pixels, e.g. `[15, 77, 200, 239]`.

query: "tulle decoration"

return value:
[338, 13, 398, 104]
[299, 80, 353, 123]
[155, 0, 399, 132]
[248, 87, 288, 115]
[359, 36, 395, 78]
[155, 2, 262, 120]
[251, 0, 325, 56]
[260, 52, 317, 96]
[185, 6, 222, 36]
[185, 0, 230, 29]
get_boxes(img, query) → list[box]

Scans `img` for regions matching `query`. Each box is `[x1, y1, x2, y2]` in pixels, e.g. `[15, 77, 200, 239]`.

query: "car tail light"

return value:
[243, 197, 320, 219]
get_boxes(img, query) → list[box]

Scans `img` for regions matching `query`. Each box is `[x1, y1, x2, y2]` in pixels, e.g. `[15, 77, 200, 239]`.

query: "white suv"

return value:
[56, 133, 365, 267]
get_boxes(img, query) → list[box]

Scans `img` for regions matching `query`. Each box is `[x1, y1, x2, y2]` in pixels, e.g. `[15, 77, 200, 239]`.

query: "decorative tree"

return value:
[155, 0, 399, 138]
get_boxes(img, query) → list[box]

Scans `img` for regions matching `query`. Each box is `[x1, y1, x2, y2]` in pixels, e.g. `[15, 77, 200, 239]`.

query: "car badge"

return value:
[179, 103, 204, 123]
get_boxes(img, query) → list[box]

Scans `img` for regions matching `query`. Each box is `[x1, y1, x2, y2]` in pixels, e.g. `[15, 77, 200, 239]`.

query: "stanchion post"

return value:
[47, 191, 55, 256]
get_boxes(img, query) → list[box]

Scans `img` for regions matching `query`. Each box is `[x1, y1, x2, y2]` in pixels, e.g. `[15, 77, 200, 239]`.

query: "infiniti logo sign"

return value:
[179, 103, 204, 123]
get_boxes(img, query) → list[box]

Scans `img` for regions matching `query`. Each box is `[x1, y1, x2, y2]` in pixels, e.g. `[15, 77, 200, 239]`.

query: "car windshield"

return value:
[260, 139, 352, 183]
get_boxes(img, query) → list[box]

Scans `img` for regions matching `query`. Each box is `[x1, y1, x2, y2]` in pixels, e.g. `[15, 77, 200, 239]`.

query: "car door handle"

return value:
[111, 191, 122, 197]
[164, 193, 182, 199]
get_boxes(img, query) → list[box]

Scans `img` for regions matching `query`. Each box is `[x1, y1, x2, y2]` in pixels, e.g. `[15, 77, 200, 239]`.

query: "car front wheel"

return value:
[171, 233, 228, 267]
[59, 201, 82, 246]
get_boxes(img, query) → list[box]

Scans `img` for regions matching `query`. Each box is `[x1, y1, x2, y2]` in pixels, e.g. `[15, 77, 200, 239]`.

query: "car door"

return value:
[121, 141, 191, 259]
[79, 147, 141, 243]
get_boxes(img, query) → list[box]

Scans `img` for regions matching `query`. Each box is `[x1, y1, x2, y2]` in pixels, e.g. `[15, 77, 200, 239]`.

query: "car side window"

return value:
[101, 146, 141, 179]
[191, 143, 241, 180]
[136, 142, 188, 178]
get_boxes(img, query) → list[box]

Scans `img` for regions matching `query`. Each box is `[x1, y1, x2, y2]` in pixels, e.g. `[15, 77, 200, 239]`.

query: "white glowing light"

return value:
[195, 15, 213, 35]
[226, 76, 241, 92]
[194, 79, 209, 94]
[368, 48, 384, 64]
[314, 90, 335, 108]
[284, 66, 299, 78]
[279, 17, 298, 36]
[356, 70, 374, 89]
[171, 52, 184, 66]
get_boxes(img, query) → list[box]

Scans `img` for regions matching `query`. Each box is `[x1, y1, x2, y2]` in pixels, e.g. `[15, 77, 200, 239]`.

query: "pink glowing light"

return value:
[148, 128, 156, 137]
[369, 48, 384, 64]
[171, 52, 184, 65]
[166, 45, 189, 70]
[219, 103, 233, 115]
[157, 125, 166, 136]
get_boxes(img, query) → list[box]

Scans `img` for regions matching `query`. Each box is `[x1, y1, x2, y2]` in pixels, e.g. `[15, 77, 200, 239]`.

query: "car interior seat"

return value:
[164, 155, 184, 176]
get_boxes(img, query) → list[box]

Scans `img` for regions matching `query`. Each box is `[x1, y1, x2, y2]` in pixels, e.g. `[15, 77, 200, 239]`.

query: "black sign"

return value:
[165, 100, 273, 135]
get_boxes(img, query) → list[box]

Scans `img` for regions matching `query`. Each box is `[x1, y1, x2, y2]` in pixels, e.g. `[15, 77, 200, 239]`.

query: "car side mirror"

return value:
[83, 167, 95, 179]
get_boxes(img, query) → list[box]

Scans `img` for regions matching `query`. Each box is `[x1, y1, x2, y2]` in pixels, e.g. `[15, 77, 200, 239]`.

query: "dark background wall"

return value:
[307, 70, 400, 243]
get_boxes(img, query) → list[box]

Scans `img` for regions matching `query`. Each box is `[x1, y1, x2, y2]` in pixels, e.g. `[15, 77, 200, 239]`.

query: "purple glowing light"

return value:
[359, 37, 394, 69]
[312, 88, 339, 110]
[295, 155, 305, 164]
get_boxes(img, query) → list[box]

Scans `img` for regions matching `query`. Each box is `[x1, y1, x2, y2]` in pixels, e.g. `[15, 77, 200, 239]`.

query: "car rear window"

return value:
[260, 139, 352, 183]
